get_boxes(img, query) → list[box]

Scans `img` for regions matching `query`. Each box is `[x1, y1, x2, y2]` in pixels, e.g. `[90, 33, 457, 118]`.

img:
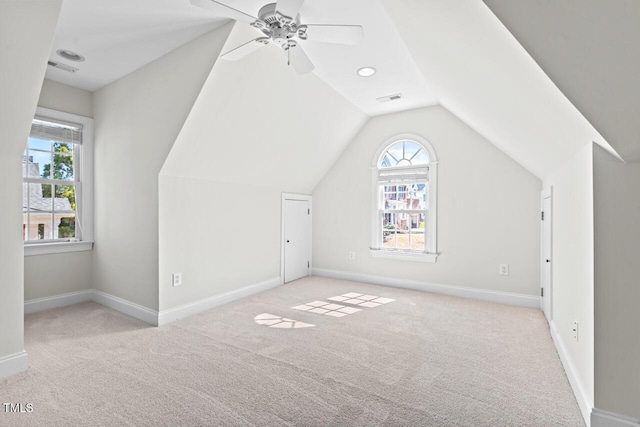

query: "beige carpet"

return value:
[1, 276, 584, 426]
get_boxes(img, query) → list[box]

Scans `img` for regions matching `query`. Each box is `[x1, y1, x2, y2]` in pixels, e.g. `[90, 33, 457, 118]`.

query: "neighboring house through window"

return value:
[370, 134, 438, 262]
[23, 107, 93, 255]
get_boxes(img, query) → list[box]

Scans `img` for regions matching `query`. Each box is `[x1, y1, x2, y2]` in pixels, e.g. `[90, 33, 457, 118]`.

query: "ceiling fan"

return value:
[190, 0, 364, 74]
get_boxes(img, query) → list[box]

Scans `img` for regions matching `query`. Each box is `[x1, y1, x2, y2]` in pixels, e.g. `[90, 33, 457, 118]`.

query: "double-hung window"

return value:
[23, 107, 93, 255]
[370, 135, 438, 262]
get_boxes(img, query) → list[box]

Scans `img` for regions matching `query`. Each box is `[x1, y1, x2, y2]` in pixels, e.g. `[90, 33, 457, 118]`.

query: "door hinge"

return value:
[541, 288, 544, 297]
[308, 208, 310, 215]
[307, 261, 310, 268]
[541, 211, 544, 221]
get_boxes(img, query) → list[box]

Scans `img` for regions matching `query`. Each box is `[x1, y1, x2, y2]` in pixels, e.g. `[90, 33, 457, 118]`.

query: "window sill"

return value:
[24, 241, 94, 256]
[370, 249, 438, 263]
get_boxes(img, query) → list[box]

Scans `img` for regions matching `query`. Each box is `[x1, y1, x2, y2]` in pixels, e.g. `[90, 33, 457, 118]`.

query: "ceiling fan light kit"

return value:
[191, 0, 363, 74]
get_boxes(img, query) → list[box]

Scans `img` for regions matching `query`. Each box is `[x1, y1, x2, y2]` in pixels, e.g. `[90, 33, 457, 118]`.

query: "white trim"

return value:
[540, 186, 553, 318]
[23, 278, 283, 327]
[0, 351, 28, 380]
[92, 290, 159, 326]
[24, 240, 93, 256]
[158, 277, 281, 326]
[311, 268, 540, 308]
[281, 193, 312, 285]
[592, 408, 640, 427]
[24, 107, 94, 254]
[549, 320, 592, 426]
[370, 249, 437, 263]
[24, 290, 92, 314]
[370, 133, 438, 258]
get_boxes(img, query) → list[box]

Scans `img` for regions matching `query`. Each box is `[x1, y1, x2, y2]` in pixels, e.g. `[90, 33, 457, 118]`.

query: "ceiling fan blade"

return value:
[304, 24, 364, 45]
[276, 0, 306, 18]
[221, 38, 267, 61]
[190, 0, 258, 23]
[288, 44, 314, 74]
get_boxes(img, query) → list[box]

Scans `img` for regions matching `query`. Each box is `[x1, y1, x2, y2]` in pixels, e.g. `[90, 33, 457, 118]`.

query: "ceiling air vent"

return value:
[47, 60, 79, 73]
[377, 93, 403, 103]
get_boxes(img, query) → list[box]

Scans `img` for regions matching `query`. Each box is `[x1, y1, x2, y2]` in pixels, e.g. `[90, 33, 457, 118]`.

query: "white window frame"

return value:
[24, 107, 94, 256]
[370, 134, 438, 263]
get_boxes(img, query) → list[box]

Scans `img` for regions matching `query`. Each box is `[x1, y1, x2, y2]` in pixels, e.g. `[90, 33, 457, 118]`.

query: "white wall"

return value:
[0, 0, 62, 374]
[24, 252, 92, 301]
[593, 146, 640, 419]
[543, 143, 594, 412]
[92, 23, 232, 311]
[158, 23, 367, 312]
[313, 106, 541, 296]
[37, 79, 93, 118]
[23, 80, 94, 301]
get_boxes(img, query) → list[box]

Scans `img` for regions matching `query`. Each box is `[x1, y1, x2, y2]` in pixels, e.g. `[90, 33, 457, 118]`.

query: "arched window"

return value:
[371, 134, 438, 262]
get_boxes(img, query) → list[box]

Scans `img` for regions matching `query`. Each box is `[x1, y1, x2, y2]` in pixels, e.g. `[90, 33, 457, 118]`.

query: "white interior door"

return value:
[283, 197, 310, 283]
[541, 193, 553, 322]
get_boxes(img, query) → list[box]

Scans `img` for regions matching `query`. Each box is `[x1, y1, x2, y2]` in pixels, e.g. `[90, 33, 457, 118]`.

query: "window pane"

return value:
[54, 184, 76, 211]
[382, 184, 426, 210]
[394, 213, 411, 250]
[381, 212, 426, 251]
[27, 215, 53, 240]
[53, 151, 74, 181]
[26, 149, 51, 178]
[26, 220, 42, 240]
[387, 144, 403, 164]
[404, 142, 422, 160]
[410, 213, 425, 250]
[382, 212, 396, 249]
[57, 215, 76, 238]
[27, 138, 51, 152]
[54, 142, 73, 153]
[27, 183, 53, 211]
[380, 154, 394, 168]
[411, 149, 429, 164]
[379, 140, 430, 168]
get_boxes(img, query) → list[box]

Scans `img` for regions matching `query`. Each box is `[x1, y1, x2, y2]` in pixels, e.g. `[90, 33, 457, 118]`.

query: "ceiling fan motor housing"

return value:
[254, 3, 301, 48]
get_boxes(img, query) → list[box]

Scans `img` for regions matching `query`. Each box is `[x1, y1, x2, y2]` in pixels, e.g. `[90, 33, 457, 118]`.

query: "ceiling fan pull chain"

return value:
[288, 44, 291, 66]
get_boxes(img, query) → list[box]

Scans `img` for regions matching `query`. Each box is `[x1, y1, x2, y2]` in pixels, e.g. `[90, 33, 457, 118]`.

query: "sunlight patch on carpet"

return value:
[292, 301, 362, 317]
[254, 313, 315, 329]
[327, 293, 395, 308]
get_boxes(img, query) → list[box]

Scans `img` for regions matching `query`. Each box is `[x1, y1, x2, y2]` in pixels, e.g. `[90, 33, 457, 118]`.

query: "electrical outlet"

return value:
[499, 264, 509, 275]
[573, 320, 579, 341]
[172, 272, 182, 287]
[349, 251, 355, 260]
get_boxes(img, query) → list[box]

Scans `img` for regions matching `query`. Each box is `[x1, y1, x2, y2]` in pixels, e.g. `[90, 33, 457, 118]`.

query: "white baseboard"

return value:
[92, 290, 159, 326]
[549, 320, 592, 426]
[25, 289, 158, 326]
[24, 290, 93, 314]
[158, 277, 281, 326]
[0, 351, 28, 380]
[592, 409, 640, 427]
[24, 278, 283, 328]
[311, 268, 540, 308]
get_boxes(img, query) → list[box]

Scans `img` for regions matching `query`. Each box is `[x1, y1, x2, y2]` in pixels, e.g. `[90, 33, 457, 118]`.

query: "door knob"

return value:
[546, 259, 551, 263]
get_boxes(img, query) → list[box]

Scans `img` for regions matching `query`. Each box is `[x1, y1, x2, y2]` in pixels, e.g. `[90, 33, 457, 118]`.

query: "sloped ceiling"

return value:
[483, 0, 640, 163]
[382, 0, 618, 179]
[160, 22, 367, 192]
[45, 0, 228, 91]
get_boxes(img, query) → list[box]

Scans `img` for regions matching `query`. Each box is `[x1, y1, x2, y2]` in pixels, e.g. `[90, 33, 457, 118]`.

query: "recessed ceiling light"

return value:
[357, 67, 376, 77]
[56, 49, 85, 62]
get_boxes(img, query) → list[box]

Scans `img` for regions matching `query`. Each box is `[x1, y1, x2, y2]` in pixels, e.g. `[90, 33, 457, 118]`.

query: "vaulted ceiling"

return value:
[483, 0, 640, 163]
[44, 0, 632, 180]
